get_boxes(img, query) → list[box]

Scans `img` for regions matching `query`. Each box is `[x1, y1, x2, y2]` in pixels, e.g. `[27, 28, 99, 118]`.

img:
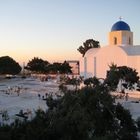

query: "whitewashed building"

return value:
[80, 20, 140, 79]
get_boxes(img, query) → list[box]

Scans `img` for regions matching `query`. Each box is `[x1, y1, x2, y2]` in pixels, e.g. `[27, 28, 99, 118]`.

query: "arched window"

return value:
[114, 37, 117, 45]
[129, 37, 131, 45]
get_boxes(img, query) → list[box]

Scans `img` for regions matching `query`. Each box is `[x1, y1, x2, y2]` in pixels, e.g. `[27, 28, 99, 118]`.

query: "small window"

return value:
[114, 37, 117, 45]
[129, 37, 131, 45]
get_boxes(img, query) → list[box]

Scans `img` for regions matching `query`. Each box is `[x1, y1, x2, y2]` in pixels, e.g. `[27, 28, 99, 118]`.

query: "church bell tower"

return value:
[109, 19, 133, 46]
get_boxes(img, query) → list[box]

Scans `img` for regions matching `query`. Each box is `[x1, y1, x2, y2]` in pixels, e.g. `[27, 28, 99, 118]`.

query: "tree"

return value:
[25, 57, 49, 73]
[44, 84, 138, 140]
[67, 77, 81, 90]
[60, 61, 72, 74]
[104, 64, 120, 91]
[84, 77, 100, 87]
[105, 64, 139, 91]
[118, 66, 139, 89]
[77, 39, 100, 57]
[115, 103, 137, 140]
[0, 83, 138, 140]
[0, 56, 21, 75]
[47, 62, 62, 74]
[25, 58, 72, 74]
[47, 61, 72, 74]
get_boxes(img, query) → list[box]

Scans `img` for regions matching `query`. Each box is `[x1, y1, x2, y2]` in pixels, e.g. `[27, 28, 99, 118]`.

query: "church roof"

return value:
[85, 48, 100, 57]
[120, 46, 140, 55]
[111, 21, 131, 31]
[85, 46, 140, 57]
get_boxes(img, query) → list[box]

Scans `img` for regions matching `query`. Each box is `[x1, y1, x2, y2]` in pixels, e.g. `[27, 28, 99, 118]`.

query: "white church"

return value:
[80, 20, 140, 79]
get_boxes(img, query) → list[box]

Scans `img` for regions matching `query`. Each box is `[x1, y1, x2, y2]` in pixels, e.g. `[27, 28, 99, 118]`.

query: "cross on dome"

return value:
[119, 16, 123, 21]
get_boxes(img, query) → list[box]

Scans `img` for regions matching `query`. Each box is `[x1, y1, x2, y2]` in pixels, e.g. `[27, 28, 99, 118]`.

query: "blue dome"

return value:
[111, 21, 131, 31]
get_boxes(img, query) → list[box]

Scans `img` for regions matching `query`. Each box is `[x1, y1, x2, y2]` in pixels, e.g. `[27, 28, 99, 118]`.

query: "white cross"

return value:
[119, 16, 123, 20]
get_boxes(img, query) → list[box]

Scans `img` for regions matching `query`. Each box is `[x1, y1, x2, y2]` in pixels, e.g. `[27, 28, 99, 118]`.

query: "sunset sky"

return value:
[0, 0, 140, 65]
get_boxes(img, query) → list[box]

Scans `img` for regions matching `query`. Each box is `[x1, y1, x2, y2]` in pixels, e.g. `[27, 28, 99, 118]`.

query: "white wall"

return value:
[127, 56, 140, 77]
[80, 46, 128, 79]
